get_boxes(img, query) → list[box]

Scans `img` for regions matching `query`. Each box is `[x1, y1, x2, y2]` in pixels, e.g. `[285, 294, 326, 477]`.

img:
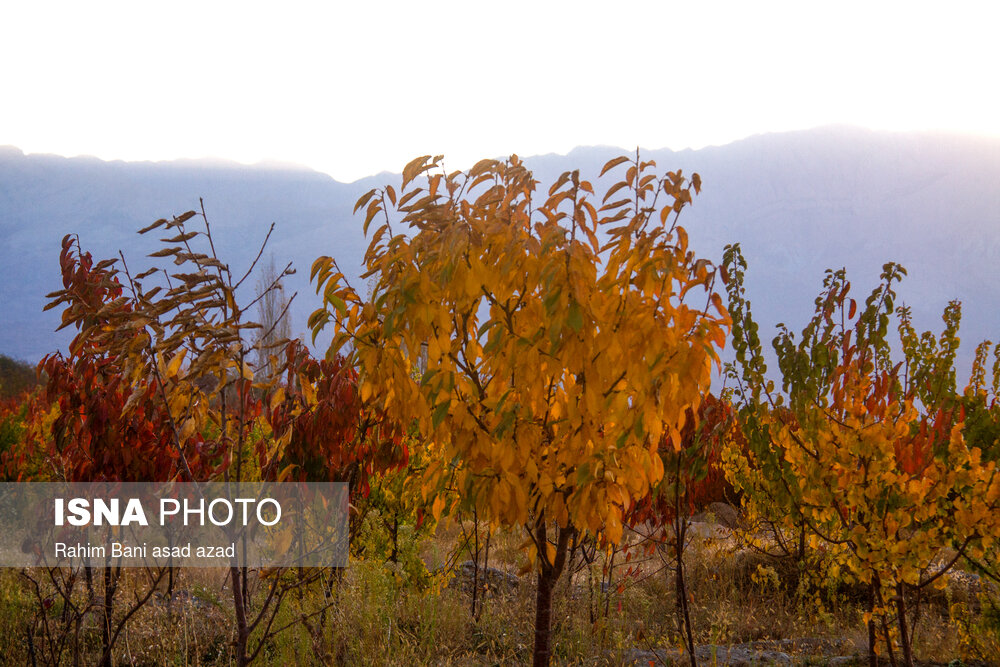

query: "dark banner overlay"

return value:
[0, 483, 348, 568]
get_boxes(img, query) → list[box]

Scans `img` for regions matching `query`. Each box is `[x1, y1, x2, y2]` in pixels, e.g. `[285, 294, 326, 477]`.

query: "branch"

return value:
[235, 222, 278, 290]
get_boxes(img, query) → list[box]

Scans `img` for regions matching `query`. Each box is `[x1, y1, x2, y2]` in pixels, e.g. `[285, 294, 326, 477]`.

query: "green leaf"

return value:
[432, 402, 450, 429]
[567, 299, 584, 332]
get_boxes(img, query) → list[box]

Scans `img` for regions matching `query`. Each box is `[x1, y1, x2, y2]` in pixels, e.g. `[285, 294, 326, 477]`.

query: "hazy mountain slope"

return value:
[526, 128, 999, 375]
[1, 127, 997, 377]
[0, 148, 379, 360]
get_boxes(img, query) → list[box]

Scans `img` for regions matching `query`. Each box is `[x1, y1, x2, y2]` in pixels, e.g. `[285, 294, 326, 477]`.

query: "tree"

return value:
[30, 235, 182, 667]
[42, 206, 315, 667]
[0, 393, 39, 482]
[625, 393, 734, 665]
[253, 254, 294, 383]
[264, 340, 410, 534]
[723, 245, 1000, 666]
[0, 354, 38, 399]
[310, 153, 729, 666]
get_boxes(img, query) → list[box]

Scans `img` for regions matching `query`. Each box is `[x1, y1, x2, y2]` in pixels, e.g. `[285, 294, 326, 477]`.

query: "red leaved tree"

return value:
[625, 393, 735, 666]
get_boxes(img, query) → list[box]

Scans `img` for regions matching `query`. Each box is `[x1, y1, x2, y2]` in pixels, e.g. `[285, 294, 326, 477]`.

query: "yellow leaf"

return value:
[166, 348, 187, 378]
[269, 387, 286, 411]
[431, 495, 445, 522]
[178, 418, 196, 442]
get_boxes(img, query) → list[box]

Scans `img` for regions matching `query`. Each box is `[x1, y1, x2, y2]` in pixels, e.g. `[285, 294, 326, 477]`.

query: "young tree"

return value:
[723, 245, 1000, 666]
[310, 153, 729, 666]
[264, 339, 410, 540]
[254, 254, 294, 383]
[31, 236, 181, 667]
[42, 206, 314, 667]
[625, 394, 734, 665]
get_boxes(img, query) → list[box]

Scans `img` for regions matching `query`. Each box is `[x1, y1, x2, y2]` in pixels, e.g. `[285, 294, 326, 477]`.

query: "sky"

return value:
[2, 1, 999, 183]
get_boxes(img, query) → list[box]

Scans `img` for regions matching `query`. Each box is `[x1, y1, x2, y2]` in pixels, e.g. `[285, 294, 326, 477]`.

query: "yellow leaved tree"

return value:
[310, 153, 729, 666]
[723, 249, 1000, 667]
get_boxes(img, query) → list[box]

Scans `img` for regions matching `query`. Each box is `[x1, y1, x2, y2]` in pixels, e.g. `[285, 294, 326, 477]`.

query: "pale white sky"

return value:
[2, 1, 998, 182]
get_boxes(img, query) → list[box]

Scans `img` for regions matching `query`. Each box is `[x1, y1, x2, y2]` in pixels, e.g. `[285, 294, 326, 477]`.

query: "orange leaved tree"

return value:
[310, 153, 729, 666]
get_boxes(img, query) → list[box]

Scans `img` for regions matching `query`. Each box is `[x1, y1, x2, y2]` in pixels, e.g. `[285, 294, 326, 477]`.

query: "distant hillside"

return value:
[0, 146, 380, 361]
[1, 127, 998, 377]
[0, 354, 36, 398]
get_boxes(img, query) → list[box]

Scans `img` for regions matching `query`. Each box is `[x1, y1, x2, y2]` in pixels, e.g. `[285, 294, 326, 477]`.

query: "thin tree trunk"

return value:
[26, 625, 37, 667]
[672, 448, 697, 667]
[674, 515, 696, 667]
[896, 582, 914, 667]
[231, 565, 250, 667]
[390, 514, 399, 563]
[874, 580, 898, 667]
[564, 533, 578, 604]
[603, 547, 616, 619]
[477, 522, 491, 622]
[880, 613, 898, 667]
[100, 567, 115, 667]
[868, 582, 878, 667]
[471, 509, 480, 619]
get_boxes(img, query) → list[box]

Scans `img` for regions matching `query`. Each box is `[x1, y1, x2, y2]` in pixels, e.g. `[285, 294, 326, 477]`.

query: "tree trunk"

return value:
[868, 582, 878, 667]
[880, 614, 898, 667]
[390, 514, 399, 563]
[533, 567, 556, 667]
[674, 517, 697, 667]
[471, 511, 480, 619]
[26, 625, 37, 667]
[873, 579, 898, 667]
[896, 582, 914, 667]
[531, 522, 572, 667]
[231, 565, 250, 667]
[85, 565, 94, 602]
[479, 526, 491, 622]
[100, 567, 115, 667]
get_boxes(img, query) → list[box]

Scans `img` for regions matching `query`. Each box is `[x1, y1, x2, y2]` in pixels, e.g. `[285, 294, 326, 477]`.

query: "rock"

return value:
[694, 502, 742, 529]
[686, 521, 732, 542]
[945, 568, 984, 599]
[447, 560, 519, 596]
[922, 565, 996, 612]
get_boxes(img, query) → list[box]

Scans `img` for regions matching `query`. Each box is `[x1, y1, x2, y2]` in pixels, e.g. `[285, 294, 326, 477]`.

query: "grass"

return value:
[0, 517, 996, 665]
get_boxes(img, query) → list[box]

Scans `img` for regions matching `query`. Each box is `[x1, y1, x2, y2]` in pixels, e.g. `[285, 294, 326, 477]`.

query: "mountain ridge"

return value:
[1, 126, 997, 378]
